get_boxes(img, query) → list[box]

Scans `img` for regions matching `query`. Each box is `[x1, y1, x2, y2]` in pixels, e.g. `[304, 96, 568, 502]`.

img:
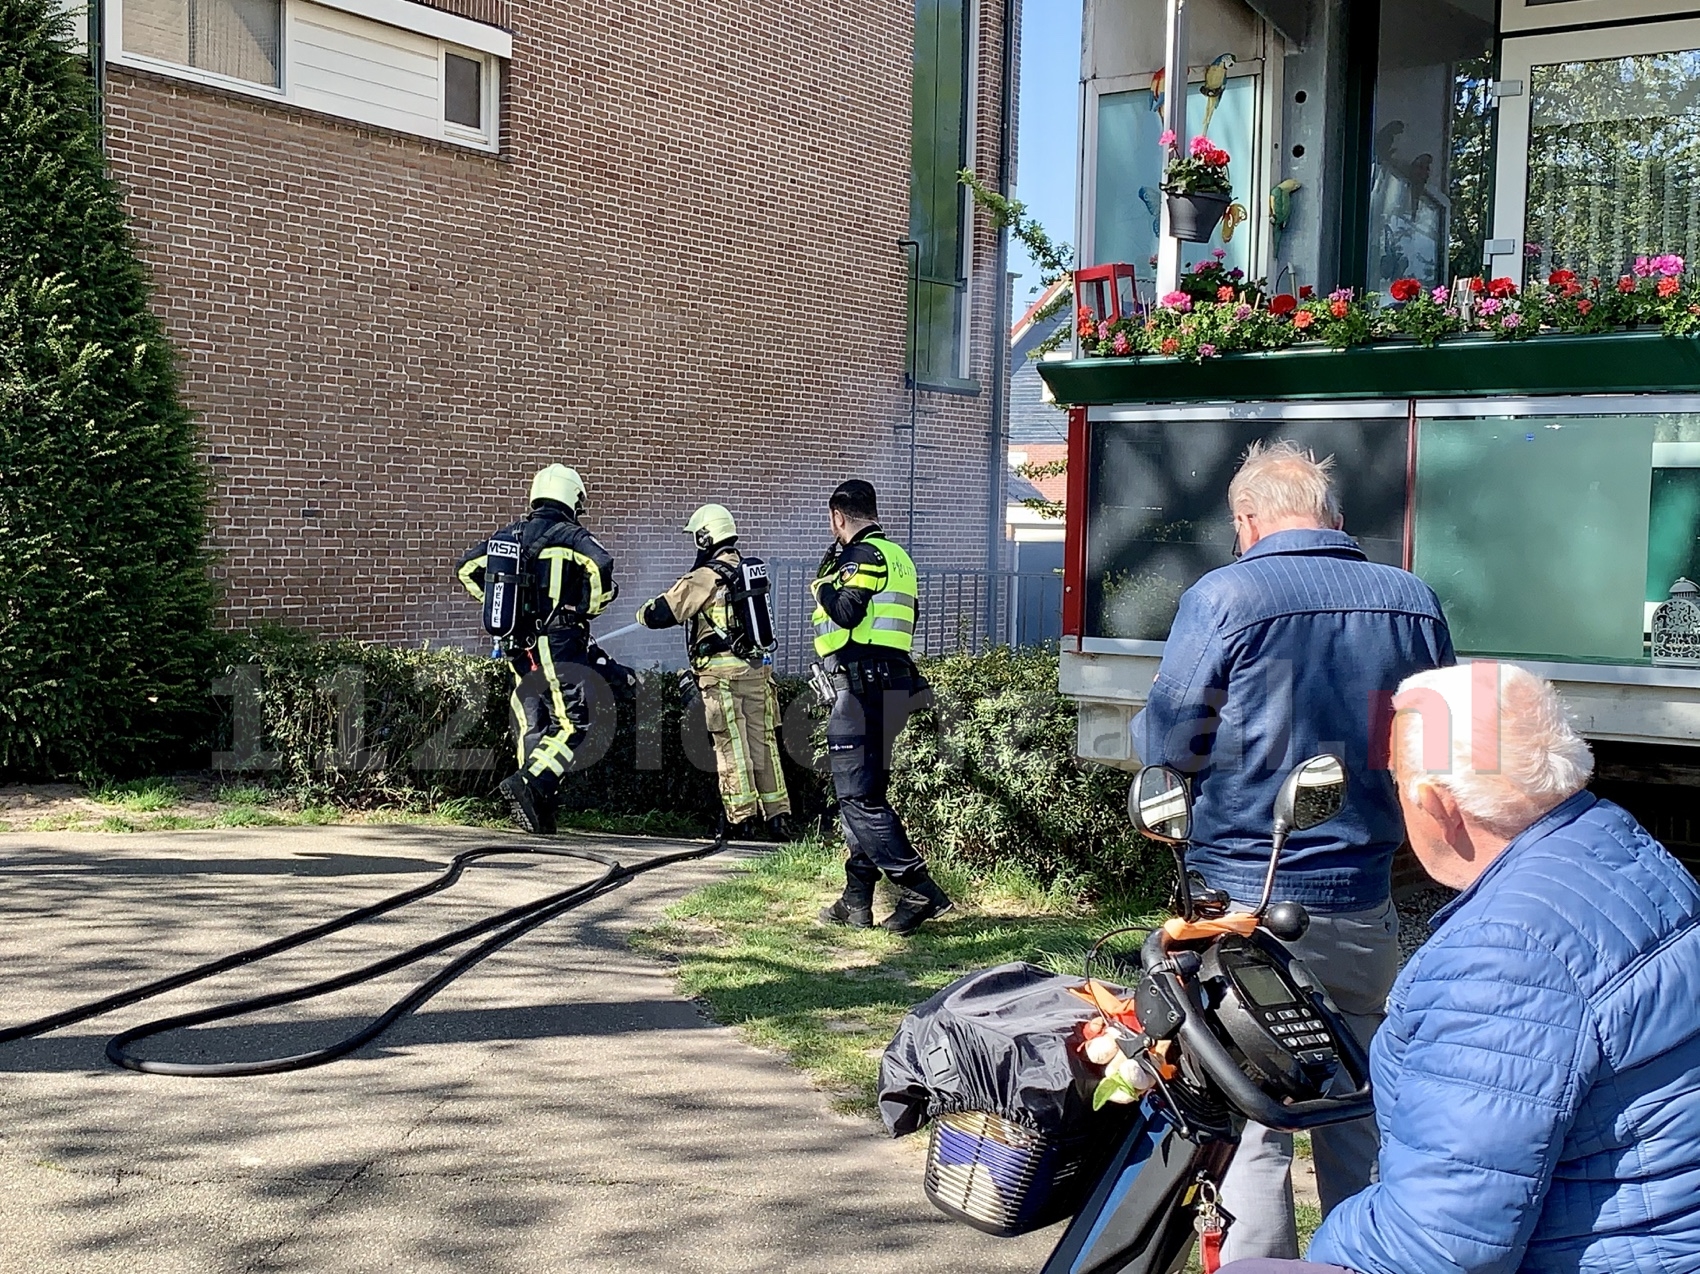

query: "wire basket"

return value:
[924, 1110, 1091, 1236]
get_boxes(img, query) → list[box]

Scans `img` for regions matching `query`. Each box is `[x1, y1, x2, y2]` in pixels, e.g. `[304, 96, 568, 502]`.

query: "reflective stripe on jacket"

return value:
[812, 534, 917, 657]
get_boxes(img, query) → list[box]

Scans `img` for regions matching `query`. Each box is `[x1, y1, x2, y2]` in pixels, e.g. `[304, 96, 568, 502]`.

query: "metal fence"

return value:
[766, 562, 1062, 675]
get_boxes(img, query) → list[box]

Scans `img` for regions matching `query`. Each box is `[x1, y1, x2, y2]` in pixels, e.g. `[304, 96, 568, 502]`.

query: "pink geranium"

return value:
[1198, 343, 1218, 358]
[1634, 255, 1658, 278]
[1158, 129, 1177, 147]
[1112, 331, 1131, 355]
[1654, 253, 1686, 277]
[1159, 290, 1193, 312]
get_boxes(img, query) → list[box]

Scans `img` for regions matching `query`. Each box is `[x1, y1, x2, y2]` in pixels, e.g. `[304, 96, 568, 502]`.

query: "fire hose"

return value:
[0, 839, 726, 1078]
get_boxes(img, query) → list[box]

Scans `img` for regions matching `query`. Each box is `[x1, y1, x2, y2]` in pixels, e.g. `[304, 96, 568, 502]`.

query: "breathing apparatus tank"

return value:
[725, 556, 776, 656]
[481, 530, 528, 637]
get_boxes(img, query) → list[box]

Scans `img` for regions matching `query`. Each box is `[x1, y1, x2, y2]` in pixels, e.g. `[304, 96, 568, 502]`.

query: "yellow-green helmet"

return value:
[685, 503, 737, 551]
[530, 464, 586, 513]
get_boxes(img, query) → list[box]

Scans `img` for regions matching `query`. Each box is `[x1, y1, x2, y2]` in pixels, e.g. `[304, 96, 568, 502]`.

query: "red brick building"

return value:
[75, 0, 1016, 652]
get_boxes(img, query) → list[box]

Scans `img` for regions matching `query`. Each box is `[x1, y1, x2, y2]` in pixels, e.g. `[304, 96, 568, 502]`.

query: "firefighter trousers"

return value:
[697, 662, 790, 825]
[510, 630, 594, 803]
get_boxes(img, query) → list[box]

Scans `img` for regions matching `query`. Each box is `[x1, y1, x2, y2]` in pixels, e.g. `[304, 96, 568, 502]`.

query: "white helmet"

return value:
[529, 464, 586, 514]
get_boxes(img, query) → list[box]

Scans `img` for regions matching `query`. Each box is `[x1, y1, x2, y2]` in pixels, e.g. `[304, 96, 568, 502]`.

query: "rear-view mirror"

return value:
[1274, 755, 1347, 833]
[1128, 765, 1191, 844]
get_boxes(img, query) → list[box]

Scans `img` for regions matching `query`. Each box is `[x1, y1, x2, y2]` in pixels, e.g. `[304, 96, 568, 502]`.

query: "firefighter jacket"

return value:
[455, 502, 617, 645]
[637, 547, 755, 673]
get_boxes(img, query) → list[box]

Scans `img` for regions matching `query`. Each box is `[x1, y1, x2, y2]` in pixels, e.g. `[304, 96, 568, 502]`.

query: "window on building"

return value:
[1093, 75, 1259, 290]
[444, 50, 483, 131]
[1363, 0, 1494, 293]
[1491, 18, 1700, 283]
[113, 0, 507, 151]
[1084, 414, 1409, 641]
[122, 0, 282, 88]
[909, 0, 972, 387]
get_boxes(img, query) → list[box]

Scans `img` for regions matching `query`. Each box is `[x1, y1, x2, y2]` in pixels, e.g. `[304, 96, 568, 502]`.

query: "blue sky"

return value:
[1010, 0, 1083, 304]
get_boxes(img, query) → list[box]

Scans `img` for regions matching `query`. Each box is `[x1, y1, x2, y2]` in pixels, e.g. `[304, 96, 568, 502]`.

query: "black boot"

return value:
[715, 812, 754, 846]
[498, 773, 547, 836]
[882, 866, 954, 935]
[765, 813, 797, 842]
[818, 861, 877, 928]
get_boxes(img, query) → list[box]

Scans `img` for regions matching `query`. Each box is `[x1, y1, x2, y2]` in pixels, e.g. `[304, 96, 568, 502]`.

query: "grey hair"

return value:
[1227, 439, 1342, 527]
[1394, 663, 1594, 837]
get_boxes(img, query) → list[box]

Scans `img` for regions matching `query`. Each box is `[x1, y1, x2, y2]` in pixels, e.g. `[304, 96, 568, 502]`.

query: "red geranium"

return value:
[1487, 277, 1518, 298]
[1329, 298, 1349, 318]
[1077, 305, 1096, 338]
[1617, 275, 1636, 293]
[1269, 294, 1297, 316]
[1658, 277, 1681, 298]
[1299, 285, 1315, 299]
[1217, 285, 1235, 302]
[1292, 309, 1316, 329]
[1160, 337, 1180, 355]
[1389, 277, 1422, 303]
[1548, 269, 1577, 287]
[1577, 298, 1594, 315]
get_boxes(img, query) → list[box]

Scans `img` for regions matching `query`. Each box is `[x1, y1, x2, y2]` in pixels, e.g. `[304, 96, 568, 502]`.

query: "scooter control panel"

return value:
[1203, 936, 1342, 1097]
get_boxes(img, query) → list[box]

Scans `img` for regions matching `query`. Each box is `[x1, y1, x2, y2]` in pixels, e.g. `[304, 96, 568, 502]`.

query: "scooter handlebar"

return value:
[1142, 928, 1375, 1133]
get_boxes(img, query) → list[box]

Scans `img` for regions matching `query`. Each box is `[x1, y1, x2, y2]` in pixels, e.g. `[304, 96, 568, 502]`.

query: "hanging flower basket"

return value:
[1165, 192, 1231, 243]
[1160, 132, 1233, 244]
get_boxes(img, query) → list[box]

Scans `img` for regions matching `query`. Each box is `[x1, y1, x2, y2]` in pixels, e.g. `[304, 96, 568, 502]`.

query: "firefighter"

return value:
[455, 464, 618, 836]
[810, 480, 952, 935]
[635, 504, 793, 842]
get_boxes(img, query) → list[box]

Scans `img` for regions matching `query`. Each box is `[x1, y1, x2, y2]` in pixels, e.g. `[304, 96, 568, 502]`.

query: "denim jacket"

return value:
[1130, 529, 1453, 911]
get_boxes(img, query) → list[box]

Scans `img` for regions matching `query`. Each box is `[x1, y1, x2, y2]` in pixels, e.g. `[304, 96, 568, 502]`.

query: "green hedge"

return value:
[0, 0, 218, 777]
[215, 628, 832, 829]
[892, 647, 1166, 898]
[213, 632, 1162, 894]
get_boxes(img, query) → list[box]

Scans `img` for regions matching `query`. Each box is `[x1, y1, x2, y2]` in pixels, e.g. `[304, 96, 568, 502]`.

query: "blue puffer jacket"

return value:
[1131, 529, 1454, 911]
[1309, 793, 1700, 1274]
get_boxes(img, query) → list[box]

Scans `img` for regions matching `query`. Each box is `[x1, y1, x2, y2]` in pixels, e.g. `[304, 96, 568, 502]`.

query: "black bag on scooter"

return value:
[878, 962, 1130, 1236]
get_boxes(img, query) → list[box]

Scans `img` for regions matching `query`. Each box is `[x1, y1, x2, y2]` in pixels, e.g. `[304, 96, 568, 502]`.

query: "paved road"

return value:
[0, 824, 1057, 1272]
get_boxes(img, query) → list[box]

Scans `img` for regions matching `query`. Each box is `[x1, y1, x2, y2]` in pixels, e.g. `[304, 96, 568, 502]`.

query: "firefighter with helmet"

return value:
[811, 480, 952, 935]
[636, 503, 793, 842]
[455, 464, 620, 836]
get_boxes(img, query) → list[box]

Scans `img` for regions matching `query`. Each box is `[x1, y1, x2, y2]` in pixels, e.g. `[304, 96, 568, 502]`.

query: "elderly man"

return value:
[1223, 662, 1700, 1274]
[1132, 440, 1454, 1258]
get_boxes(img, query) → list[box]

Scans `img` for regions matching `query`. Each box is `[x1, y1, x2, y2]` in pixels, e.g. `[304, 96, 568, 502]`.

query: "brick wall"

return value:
[101, 0, 1016, 661]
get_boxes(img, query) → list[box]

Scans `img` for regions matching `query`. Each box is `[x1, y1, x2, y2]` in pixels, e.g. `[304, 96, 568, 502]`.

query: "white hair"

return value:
[1227, 439, 1342, 527]
[1393, 663, 1594, 837]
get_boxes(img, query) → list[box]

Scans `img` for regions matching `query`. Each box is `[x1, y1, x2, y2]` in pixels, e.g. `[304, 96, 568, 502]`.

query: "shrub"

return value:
[0, 0, 217, 777]
[893, 647, 1168, 898]
[216, 628, 832, 828]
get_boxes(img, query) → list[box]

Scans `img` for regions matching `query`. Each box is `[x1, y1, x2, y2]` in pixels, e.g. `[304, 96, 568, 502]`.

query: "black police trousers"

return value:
[509, 630, 595, 803]
[826, 682, 925, 881]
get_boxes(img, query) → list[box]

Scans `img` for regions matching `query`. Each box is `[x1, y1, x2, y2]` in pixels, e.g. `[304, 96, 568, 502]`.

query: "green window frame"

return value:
[910, 0, 972, 389]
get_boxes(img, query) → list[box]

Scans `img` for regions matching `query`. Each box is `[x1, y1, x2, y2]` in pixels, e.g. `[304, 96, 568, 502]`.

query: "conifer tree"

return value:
[0, 0, 216, 776]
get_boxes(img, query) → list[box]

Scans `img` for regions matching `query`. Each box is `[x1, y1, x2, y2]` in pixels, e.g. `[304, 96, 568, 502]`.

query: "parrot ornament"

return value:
[1149, 68, 1165, 116]
[1199, 53, 1236, 136]
[1138, 187, 1163, 239]
[1219, 202, 1248, 243]
[1269, 179, 1301, 255]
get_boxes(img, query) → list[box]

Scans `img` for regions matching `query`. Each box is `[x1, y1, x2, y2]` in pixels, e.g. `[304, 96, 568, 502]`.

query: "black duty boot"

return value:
[765, 813, 797, 843]
[498, 773, 546, 836]
[715, 813, 753, 846]
[882, 867, 954, 935]
[818, 862, 877, 928]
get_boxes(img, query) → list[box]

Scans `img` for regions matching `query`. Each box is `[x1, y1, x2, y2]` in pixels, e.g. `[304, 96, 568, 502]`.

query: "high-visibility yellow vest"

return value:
[812, 536, 918, 657]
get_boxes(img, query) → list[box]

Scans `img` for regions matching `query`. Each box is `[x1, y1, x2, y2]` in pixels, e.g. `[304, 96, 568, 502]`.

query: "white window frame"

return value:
[1501, 0, 1700, 34]
[1489, 16, 1700, 283]
[105, 0, 510, 152]
[956, 0, 980, 382]
[439, 42, 499, 147]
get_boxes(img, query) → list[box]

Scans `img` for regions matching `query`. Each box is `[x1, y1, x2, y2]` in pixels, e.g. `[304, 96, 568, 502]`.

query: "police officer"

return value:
[635, 504, 793, 842]
[455, 464, 618, 836]
[811, 480, 952, 935]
